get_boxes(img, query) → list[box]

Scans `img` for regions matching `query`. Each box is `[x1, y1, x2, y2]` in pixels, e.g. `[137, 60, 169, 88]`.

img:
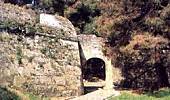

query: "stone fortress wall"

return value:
[0, 3, 83, 98]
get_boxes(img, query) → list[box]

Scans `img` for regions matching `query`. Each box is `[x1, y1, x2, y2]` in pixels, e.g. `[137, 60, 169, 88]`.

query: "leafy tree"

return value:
[116, 34, 170, 91]
[67, 0, 100, 34]
[37, 0, 77, 15]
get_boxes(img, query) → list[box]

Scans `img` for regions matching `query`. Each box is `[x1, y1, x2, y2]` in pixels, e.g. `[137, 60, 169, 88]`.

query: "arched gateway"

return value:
[83, 58, 105, 82]
[78, 34, 114, 90]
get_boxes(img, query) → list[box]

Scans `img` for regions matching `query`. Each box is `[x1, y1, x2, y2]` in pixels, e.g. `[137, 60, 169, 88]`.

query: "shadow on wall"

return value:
[78, 41, 86, 68]
[0, 87, 20, 100]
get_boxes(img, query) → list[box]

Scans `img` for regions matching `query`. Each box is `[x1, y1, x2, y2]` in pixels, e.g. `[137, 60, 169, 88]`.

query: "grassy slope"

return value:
[0, 87, 50, 100]
[109, 88, 170, 100]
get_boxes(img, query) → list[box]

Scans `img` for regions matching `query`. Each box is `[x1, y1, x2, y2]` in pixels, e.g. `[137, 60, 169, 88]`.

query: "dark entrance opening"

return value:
[82, 58, 106, 94]
[83, 58, 105, 82]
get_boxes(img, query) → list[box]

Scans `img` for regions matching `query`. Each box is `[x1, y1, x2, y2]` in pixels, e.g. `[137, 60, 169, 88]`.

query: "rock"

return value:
[40, 13, 77, 38]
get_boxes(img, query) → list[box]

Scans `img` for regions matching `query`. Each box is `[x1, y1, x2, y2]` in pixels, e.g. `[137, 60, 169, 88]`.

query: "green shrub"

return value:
[0, 87, 20, 100]
[67, 0, 100, 34]
[83, 21, 100, 36]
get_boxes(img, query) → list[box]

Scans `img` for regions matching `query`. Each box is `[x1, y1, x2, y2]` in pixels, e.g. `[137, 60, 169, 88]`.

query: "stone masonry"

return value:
[0, 3, 83, 98]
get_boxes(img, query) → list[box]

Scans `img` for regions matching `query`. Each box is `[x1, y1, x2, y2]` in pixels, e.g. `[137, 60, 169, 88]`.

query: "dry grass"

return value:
[120, 33, 169, 55]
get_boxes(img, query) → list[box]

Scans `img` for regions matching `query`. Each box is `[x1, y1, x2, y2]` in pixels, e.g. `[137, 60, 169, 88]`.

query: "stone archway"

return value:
[78, 34, 114, 93]
[82, 57, 107, 94]
[83, 58, 106, 82]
